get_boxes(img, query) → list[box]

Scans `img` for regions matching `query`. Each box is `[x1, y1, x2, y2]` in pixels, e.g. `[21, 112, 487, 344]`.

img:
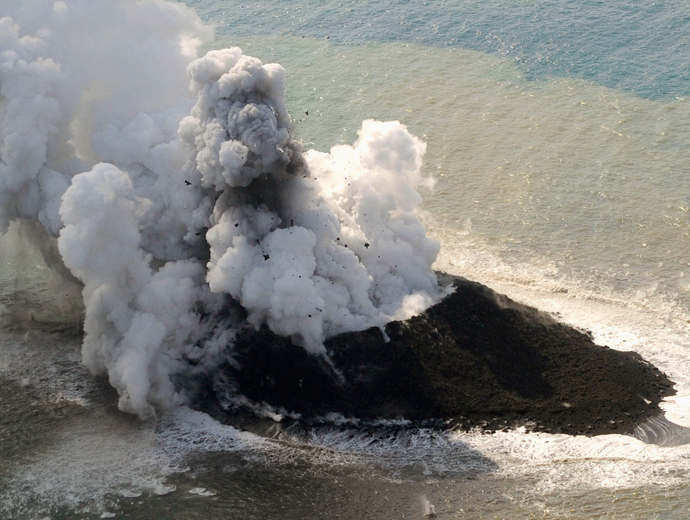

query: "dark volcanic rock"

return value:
[199, 274, 675, 436]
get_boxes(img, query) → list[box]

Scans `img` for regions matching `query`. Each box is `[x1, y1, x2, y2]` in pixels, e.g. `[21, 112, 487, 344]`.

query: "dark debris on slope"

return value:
[198, 273, 675, 437]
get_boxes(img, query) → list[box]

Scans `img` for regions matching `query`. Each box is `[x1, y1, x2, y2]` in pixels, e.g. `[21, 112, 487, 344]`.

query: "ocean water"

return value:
[4, 0, 690, 518]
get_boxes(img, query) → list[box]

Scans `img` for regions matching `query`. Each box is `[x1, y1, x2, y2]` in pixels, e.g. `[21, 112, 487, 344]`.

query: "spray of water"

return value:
[0, 0, 442, 418]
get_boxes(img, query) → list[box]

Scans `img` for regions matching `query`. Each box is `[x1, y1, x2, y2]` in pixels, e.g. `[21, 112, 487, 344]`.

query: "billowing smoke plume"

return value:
[0, 0, 442, 418]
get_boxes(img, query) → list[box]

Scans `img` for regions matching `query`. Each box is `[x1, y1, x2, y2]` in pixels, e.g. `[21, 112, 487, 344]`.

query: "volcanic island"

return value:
[197, 273, 676, 438]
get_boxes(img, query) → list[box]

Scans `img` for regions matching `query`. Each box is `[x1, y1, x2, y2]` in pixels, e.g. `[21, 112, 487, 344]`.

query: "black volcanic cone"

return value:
[197, 274, 675, 436]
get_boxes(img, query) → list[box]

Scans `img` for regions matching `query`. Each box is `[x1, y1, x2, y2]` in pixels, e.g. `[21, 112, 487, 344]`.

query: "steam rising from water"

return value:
[0, 0, 441, 418]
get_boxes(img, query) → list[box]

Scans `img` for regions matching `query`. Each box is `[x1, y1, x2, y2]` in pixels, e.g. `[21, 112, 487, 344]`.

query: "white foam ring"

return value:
[426, 216, 690, 496]
[299, 426, 496, 477]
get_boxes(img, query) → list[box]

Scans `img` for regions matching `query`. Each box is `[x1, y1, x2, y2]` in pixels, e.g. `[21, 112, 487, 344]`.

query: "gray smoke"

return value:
[0, 0, 443, 418]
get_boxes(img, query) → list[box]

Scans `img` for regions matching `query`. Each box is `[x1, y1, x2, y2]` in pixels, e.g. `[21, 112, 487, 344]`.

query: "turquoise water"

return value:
[188, 0, 690, 100]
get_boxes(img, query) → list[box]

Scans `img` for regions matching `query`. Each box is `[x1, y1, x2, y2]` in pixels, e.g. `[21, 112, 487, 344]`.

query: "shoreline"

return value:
[199, 273, 676, 437]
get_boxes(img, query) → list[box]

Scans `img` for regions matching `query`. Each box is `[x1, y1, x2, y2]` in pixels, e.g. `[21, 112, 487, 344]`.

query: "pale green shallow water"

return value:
[211, 35, 690, 308]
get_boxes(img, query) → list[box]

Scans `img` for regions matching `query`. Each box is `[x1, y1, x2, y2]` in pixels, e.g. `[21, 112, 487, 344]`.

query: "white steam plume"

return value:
[0, 0, 443, 418]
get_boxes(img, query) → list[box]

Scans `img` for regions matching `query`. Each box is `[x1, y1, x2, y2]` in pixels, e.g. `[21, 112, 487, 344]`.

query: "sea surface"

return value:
[4, 0, 690, 518]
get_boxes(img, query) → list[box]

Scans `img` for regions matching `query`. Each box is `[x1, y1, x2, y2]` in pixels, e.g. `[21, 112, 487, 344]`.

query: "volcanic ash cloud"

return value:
[0, 0, 443, 418]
